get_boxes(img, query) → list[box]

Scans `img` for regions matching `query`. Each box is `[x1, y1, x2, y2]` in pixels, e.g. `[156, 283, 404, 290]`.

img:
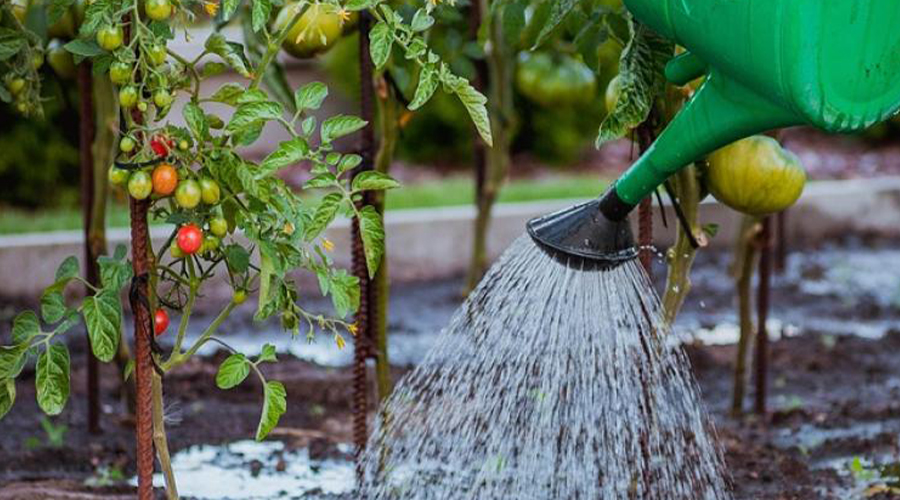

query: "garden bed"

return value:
[2, 239, 900, 499]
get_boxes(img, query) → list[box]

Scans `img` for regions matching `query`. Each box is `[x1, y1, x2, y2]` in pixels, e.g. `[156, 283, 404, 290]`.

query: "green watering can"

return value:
[528, 0, 900, 267]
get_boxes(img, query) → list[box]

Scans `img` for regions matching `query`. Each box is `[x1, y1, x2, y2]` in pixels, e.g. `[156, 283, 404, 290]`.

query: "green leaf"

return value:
[225, 245, 251, 274]
[358, 205, 385, 279]
[48, 0, 75, 25]
[201, 62, 230, 78]
[337, 154, 362, 174]
[257, 344, 277, 364]
[0, 379, 14, 420]
[0, 343, 28, 379]
[294, 81, 328, 112]
[596, 17, 673, 147]
[54, 256, 79, 282]
[216, 354, 250, 389]
[329, 271, 359, 319]
[369, 22, 393, 70]
[410, 10, 434, 32]
[97, 253, 133, 291]
[184, 102, 210, 141]
[306, 193, 343, 241]
[409, 64, 439, 111]
[449, 79, 493, 147]
[123, 359, 134, 382]
[220, 0, 241, 22]
[227, 101, 284, 133]
[81, 290, 121, 363]
[36, 343, 70, 416]
[256, 380, 287, 440]
[532, 0, 576, 48]
[0, 32, 24, 62]
[40, 289, 67, 324]
[501, 0, 526, 48]
[352, 171, 400, 191]
[320, 115, 367, 144]
[232, 121, 265, 147]
[304, 173, 337, 189]
[258, 138, 309, 178]
[205, 34, 251, 78]
[209, 82, 246, 106]
[344, 0, 376, 11]
[251, 0, 271, 32]
[63, 39, 103, 58]
[12, 311, 40, 344]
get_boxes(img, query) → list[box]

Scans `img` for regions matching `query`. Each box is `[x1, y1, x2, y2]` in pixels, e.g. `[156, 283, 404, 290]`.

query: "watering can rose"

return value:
[705, 136, 806, 216]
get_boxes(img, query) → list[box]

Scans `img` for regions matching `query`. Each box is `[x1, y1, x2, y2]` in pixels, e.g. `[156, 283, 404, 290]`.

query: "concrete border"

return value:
[1, 177, 899, 299]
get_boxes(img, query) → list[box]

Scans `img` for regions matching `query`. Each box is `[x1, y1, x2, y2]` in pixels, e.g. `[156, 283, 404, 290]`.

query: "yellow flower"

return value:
[203, 0, 219, 16]
[335, 333, 346, 350]
[322, 238, 334, 252]
[337, 8, 352, 24]
[347, 322, 359, 336]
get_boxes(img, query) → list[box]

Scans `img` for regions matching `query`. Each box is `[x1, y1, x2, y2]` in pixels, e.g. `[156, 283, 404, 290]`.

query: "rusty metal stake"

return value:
[635, 117, 658, 278]
[77, 60, 101, 435]
[754, 216, 772, 415]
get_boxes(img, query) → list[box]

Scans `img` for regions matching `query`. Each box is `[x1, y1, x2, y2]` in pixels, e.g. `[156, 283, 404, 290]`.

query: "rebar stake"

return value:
[636, 117, 658, 278]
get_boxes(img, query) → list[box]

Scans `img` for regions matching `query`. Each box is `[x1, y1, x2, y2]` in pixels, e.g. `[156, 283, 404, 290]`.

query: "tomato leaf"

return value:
[220, 0, 241, 22]
[258, 138, 309, 178]
[344, 0, 376, 11]
[251, 0, 271, 33]
[81, 290, 121, 363]
[596, 17, 673, 147]
[184, 102, 210, 141]
[0, 343, 28, 379]
[294, 81, 328, 112]
[257, 344, 277, 364]
[358, 205, 385, 279]
[12, 311, 40, 344]
[63, 39, 104, 59]
[205, 33, 251, 78]
[216, 354, 250, 389]
[256, 380, 287, 441]
[532, 0, 576, 49]
[0, 379, 14, 420]
[369, 22, 393, 70]
[409, 63, 438, 111]
[40, 288, 67, 324]
[55, 256, 79, 282]
[227, 101, 283, 133]
[337, 154, 362, 174]
[446, 76, 493, 147]
[306, 192, 343, 241]
[0, 34, 24, 62]
[320, 115, 367, 144]
[97, 251, 133, 291]
[36, 343, 70, 416]
[209, 82, 246, 106]
[225, 244, 251, 274]
[329, 270, 359, 319]
[410, 10, 434, 32]
[352, 171, 400, 191]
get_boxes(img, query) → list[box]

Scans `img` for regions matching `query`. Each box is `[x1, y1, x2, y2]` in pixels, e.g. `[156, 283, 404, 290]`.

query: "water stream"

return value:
[358, 236, 732, 499]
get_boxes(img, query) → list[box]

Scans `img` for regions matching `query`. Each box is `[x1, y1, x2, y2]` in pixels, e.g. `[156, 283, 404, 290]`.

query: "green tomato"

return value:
[170, 243, 185, 259]
[31, 52, 43, 70]
[516, 52, 596, 107]
[109, 61, 133, 85]
[119, 85, 139, 108]
[199, 177, 220, 205]
[119, 136, 136, 153]
[232, 289, 247, 305]
[96, 26, 124, 51]
[47, 41, 77, 79]
[108, 166, 130, 186]
[200, 234, 220, 254]
[178, 139, 189, 150]
[146, 43, 167, 67]
[209, 217, 228, 238]
[7, 78, 25, 96]
[706, 136, 807, 216]
[175, 179, 201, 209]
[275, 3, 343, 59]
[144, 0, 173, 21]
[137, 101, 148, 112]
[127, 171, 153, 200]
[153, 89, 173, 108]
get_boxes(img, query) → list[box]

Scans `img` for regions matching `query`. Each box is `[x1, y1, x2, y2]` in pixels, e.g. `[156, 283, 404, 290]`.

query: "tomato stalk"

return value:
[730, 215, 762, 417]
[250, 5, 309, 91]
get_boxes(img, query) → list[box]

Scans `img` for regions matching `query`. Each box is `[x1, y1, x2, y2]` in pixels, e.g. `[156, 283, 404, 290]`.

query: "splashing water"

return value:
[359, 236, 732, 499]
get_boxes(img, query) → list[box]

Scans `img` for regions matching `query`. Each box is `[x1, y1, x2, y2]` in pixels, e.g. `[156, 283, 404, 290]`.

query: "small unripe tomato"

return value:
[199, 177, 220, 205]
[154, 309, 170, 336]
[209, 216, 228, 238]
[170, 243, 185, 259]
[119, 136, 136, 153]
[175, 179, 201, 209]
[146, 43, 167, 66]
[137, 101, 148, 112]
[151, 163, 178, 196]
[31, 52, 44, 70]
[48, 42, 76, 79]
[7, 78, 25, 96]
[176, 223, 203, 255]
[144, 0, 173, 21]
[127, 171, 153, 200]
[96, 26, 124, 51]
[200, 234, 220, 254]
[109, 61, 132, 85]
[232, 289, 247, 305]
[178, 140, 189, 150]
[108, 166, 130, 186]
[153, 88, 173, 108]
[706, 136, 807, 216]
[119, 85, 139, 108]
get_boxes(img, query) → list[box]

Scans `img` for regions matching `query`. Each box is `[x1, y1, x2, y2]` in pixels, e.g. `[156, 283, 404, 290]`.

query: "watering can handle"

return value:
[665, 52, 707, 87]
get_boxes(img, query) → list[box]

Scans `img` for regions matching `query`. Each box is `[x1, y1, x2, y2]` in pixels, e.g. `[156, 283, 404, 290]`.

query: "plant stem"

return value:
[661, 164, 702, 327]
[731, 215, 761, 417]
[151, 372, 178, 499]
[165, 301, 237, 370]
[249, 7, 307, 91]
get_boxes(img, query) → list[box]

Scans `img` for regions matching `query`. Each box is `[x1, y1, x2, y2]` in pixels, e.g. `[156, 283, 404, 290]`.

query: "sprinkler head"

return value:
[526, 188, 638, 268]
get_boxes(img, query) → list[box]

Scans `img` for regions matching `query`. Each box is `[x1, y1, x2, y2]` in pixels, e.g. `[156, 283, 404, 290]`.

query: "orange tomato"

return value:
[152, 163, 179, 196]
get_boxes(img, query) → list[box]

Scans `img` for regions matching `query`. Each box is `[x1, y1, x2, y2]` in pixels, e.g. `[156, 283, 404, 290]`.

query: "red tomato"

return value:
[152, 163, 178, 196]
[176, 224, 203, 255]
[154, 309, 169, 336]
[150, 135, 175, 157]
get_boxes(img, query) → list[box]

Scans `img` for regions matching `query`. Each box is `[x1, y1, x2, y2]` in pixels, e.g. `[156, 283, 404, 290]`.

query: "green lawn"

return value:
[0, 174, 607, 235]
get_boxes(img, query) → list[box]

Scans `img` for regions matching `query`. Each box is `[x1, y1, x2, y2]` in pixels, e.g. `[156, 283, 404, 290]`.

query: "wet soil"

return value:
[2, 241, 900, 499]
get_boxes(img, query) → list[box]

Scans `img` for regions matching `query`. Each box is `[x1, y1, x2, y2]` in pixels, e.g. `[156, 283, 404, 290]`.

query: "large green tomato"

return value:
[128, 171, 153, 200]
[153, 89, 173, 108]
[516, 52, 596, 107]
[97, 26, 124, 51]
[48, 41, 77, 79]
[199, 177, 220, 205]
[119, 85, 139, 108]
[705, 136, 807, 216]
[175, 179, 202, 209]
[144, 0, 172, 21]
[274, 3, 343, 59]
[146, 43, 167, 66]
[109, 61, 133, 85]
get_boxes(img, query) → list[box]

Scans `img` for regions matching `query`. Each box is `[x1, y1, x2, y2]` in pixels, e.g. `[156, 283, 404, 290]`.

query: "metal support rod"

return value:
[77, 60, 101, 435]
[130, 198, 154, 500]
[754, 217, 772, 415]
[635, 116, 658, 278]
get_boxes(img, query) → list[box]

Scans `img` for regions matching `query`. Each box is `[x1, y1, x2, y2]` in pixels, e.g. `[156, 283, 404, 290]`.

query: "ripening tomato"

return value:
[108, 166, 130, 186]
[176, 224, 203, 254]
[153, 88, 173, 108]
[152, 163, 178, 196]
[705, 136, 807, 216]
[146, 43, 167, 66]
[175, 179, 201, 208]
[144, 0, 173, 21]
[275, 3, 343, 59]
[154, 309, 170, 335]
[119, 85, 139, 108]
[209, 216, 228, 237]
[127, 171, 153, 200]
[199, 177, 220, 205]
[150, 135, 172, 157]
[109, 61, 132, 85]
[96, 26, 124, 51]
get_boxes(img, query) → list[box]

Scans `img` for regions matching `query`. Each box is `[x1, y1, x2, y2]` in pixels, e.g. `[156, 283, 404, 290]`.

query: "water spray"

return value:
[530, 0, 900, 264]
